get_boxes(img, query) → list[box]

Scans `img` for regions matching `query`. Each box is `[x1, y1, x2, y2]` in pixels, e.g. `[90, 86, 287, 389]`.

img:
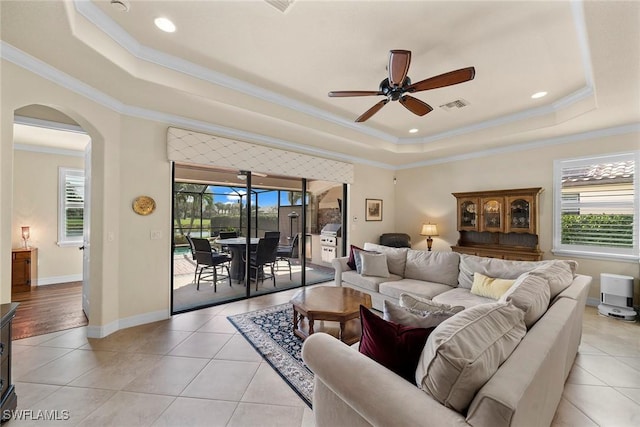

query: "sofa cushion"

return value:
[403, 250, 460, 286]
[359, 305, 435, 384]
[360, 252, 390, 278]
[529, 260, 576, 300]
[432, 288, 494, 309]
[399, 294, 465, 315]
[499, 273, 550, 328]
[346, 245, 363, 270]
[342, 270, 400, 293]
[458, 254, 545, 289]
[353, 248, 376, 273]
[416, 302, 527, 412]
[471, 273, 516, 299]
[384, 300, 456, 329]
[363, 243, 408, 276]
[379, 279, 453, 300]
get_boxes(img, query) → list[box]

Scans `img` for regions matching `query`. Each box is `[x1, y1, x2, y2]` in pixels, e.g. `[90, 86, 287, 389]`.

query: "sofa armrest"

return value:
[331, 256, 350, 286]
[302, 333, 468, 427]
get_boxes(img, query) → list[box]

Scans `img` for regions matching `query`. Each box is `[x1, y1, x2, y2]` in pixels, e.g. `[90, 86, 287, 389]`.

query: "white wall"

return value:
[346, 163, 396, 246]
[12, 149, 84, 284]
[394, 132, 640, 303]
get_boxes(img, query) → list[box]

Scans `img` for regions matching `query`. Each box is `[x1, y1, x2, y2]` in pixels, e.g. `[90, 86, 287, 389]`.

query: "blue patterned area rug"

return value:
[228, 303, 313, 408]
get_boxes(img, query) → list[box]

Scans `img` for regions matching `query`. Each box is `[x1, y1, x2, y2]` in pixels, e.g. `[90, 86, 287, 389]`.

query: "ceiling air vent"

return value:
[439, 99, 469, 112]
[265, 0, 295, 13]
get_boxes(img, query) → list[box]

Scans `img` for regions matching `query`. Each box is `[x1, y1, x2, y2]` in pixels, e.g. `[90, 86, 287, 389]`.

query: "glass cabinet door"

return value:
[457, 198, 478, 231]
[480, 198, 504, 232]
[506, 196, 534, 233]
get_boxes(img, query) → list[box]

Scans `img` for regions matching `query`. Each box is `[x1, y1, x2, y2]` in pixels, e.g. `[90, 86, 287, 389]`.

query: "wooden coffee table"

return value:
[290, 286, 372, 345]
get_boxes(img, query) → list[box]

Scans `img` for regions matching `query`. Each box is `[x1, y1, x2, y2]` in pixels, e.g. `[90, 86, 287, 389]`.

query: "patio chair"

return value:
[245, 237, 279, 291]
[217, 231, 238, 255]
[185, 235, 199, 284]
[263, 231, 281, 241]
[191, 237, 232, 291]
[276, 233, 299, 279]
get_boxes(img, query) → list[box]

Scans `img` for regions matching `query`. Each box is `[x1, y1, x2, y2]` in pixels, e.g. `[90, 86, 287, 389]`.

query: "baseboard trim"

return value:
[586, 297, 599, 307]
[86, 309, 170, 338]
[37, 274, 83, 286]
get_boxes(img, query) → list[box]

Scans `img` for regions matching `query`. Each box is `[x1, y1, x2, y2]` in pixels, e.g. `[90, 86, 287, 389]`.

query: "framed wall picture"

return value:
[365, 199, 383, 221]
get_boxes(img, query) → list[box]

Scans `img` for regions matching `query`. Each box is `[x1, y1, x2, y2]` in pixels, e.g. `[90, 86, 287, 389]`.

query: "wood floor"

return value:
[11, 281, 87, 340]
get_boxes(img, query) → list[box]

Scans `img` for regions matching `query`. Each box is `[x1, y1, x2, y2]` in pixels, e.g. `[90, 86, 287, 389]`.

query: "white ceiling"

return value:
[1, 0, 638, 168]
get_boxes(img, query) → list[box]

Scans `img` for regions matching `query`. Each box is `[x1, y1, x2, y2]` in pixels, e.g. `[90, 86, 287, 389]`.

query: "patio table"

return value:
[215, 237, 260, 281]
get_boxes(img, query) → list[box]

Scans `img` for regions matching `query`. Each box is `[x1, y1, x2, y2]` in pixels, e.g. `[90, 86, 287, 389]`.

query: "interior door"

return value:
[82, 142, 91, 317]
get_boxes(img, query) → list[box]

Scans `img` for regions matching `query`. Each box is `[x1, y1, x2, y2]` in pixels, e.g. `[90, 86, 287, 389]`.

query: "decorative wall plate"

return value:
[132, 196, 156, 216]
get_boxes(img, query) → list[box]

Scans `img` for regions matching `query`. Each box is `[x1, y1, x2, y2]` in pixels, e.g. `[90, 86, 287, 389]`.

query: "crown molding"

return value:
[3, 40, 633, 172]
[14, 115, 87, 134]
[72, 0, 595, 148]
[73, 0, 396, 144]
[1, 41, 392, 170]
[397, 123, 640, 170]
[14, 143, 85, 158]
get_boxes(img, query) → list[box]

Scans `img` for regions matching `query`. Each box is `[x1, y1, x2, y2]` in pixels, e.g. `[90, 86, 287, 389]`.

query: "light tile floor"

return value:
[7, 287, 640, 427]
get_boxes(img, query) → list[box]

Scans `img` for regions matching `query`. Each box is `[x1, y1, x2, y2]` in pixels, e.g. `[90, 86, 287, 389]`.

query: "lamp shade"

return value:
[21, 226, 30, 240]
[420, 223, 438, 236]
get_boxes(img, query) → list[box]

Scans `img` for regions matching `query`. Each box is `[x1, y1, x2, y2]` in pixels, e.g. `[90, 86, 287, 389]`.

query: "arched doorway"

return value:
[10, 105, 92, 339]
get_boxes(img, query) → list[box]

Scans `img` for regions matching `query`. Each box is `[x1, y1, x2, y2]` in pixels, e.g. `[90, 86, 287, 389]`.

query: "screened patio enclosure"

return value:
[172, 164, 344, 313]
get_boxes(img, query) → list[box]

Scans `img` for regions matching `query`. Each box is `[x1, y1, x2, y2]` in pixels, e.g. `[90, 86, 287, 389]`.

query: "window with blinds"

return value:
[58, 167, 84, 246]
[553, 152, 639, 261]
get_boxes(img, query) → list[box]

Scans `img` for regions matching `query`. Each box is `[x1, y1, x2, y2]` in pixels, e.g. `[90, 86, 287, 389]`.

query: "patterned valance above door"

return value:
[167, 127, 354, 184]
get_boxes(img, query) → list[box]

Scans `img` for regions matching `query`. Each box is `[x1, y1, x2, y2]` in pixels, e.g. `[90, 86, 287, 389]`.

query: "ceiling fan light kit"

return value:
[329, 49, 475, 122]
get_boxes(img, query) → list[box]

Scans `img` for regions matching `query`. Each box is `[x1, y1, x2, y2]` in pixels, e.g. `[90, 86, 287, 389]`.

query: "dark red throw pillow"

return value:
[347, 244, 363, 270]
[359, 305, 434, 384]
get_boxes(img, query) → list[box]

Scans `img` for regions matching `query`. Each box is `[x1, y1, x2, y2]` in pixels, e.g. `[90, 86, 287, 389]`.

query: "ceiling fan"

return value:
[328, 50, 475, 122]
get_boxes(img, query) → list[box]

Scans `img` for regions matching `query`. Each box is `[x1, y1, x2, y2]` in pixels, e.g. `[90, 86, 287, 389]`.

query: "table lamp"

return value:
[21, 226, 30, 249]
[420, 223, 438, 251]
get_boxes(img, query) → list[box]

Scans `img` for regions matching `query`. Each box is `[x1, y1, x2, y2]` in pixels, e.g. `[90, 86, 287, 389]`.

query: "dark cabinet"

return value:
[1, 303, 18, 422]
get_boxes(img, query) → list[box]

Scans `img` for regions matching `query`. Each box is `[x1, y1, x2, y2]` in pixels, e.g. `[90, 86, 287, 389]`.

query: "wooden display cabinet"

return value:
[452, 188, 543, 261]
[480, 197, 504, 232]
[11, 248, 37, 293]
[456, 198, 479, 231]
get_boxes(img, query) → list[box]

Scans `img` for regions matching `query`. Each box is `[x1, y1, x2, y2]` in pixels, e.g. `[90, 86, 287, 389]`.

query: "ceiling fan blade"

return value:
[355, 99, 389, 122]
[388, 50, 411, 87]
[328, 90, 383, 97]
[399, 95, 433, 116]
[406, 67, 476, 93]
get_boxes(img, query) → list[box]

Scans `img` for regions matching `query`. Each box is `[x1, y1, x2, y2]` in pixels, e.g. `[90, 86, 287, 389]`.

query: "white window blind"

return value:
[58, 168, 84, 246]
[553, 152, 639, 261]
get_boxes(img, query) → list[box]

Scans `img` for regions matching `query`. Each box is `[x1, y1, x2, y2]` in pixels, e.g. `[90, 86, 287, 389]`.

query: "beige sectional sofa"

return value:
[302, 243, 592, 427]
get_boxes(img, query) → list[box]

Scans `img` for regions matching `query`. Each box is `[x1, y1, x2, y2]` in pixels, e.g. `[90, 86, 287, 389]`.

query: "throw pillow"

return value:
[528, 260, 576, 300]
[383, 300, 455, 329]
[415, 302, 526, 413]
[399, 293, 465, 315]
[360, 252, 390, 278]
[499, 273, 550, 328]
[470, 272, 516, 299]
[346, 245, 363, 270]
[359, 305, 435, 384]
[457, 254, 545, 289]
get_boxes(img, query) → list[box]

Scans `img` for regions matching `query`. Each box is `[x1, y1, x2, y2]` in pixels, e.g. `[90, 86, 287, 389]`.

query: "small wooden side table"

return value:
[290, 286, 372, 345]
[11, 248, 37, 293]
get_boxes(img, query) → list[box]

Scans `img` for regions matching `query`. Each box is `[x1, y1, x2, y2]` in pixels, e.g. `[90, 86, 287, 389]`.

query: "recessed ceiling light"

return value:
[154, 17, 176, 33]
[409, 128, 419, 134]
[531, 91, 547, 99]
